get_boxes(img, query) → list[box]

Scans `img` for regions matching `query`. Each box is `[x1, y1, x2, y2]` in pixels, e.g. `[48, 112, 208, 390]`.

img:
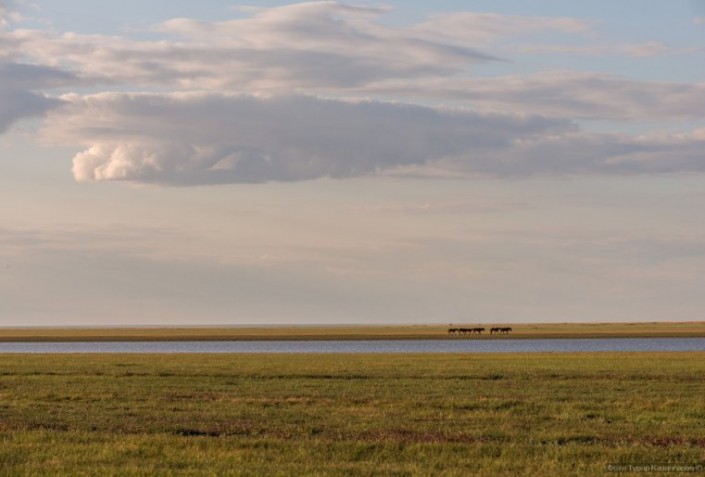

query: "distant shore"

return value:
[0, 321, 704, 341]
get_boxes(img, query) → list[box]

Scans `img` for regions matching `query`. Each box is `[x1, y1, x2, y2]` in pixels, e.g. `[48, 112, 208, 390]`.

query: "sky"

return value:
[1, 1, 704, 326]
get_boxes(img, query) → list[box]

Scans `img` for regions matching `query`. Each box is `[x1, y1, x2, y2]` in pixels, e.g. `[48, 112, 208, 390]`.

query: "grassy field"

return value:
[0, 353, 704, 475]
[1, 321, 705, 341]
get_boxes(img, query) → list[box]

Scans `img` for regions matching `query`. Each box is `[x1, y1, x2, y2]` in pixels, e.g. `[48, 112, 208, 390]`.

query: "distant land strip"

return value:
[0, 322, 704, 341]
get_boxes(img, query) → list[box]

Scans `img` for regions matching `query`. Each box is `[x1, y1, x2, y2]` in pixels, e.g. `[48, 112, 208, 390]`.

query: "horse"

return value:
[490, 327, 500, 335]
[499, 327, 512, 334]
[449, 327, 486, 336]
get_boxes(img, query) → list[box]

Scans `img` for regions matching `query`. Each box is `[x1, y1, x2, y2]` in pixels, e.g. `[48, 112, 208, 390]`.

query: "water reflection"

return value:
[1, 338, 705, 353]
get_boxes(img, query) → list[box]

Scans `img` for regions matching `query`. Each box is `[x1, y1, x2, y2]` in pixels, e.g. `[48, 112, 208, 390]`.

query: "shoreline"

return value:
[0, 321, 704, 341]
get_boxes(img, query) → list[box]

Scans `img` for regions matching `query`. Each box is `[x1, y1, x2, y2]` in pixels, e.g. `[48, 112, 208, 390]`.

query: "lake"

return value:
[1, 338, 705, 353]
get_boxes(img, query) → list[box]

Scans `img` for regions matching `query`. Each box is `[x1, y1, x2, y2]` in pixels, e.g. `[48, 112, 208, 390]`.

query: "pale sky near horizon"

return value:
[1, 0, 704, 326]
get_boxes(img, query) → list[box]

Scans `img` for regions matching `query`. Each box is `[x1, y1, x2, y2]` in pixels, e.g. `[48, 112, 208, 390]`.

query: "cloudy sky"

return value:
[1, 0, 704, 326]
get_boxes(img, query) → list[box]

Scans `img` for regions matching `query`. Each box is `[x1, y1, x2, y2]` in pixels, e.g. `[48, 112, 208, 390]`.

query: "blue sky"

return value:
[1, 1, 704, 325]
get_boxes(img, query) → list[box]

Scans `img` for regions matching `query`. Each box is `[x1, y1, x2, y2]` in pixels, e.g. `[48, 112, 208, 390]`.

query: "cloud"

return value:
[362, 71, 705, 120]
[1, 4, 66, 133]
[517, 41, 700, 58]
[0, 3, 595, 94]
[42, 91, 705, 185]
[4, 3, 694, 124]
[2, 2, 704, 185]
[0, 63, 71, 133]
[471, 130, 705, 176]
[0, 223, 437, 325]
[350, 199, 530, 216]
[0, 1, 17, 26]
[42, 92, 572, 185]
[382, 129, 705, 179]
[0, 88, 59, 133]
[411, 11, 592, 46]
[14, 2, 498, 92]
[0, 61, 76, 89]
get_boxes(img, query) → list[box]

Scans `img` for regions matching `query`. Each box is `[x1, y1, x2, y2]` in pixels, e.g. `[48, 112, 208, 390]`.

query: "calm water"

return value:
[1, 338, 705, 353]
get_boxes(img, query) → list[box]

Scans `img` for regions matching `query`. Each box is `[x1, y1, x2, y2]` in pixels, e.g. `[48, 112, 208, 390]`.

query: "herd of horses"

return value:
[448, 327, 512, 335]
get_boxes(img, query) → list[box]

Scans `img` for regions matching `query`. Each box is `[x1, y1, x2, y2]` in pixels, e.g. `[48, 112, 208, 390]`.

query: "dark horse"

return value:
[448, 327, 485, 335]
[490, 327, 512, 335]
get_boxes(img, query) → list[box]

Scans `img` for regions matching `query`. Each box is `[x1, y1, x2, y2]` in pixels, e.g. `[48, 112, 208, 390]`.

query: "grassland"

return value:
[0, 353, 704, 475]
[1, 321, 705, 341]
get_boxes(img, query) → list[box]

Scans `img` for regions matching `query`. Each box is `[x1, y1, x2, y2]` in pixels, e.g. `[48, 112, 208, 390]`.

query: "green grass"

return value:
[0, 353, 704, 475]
[1, 321, 705, 341]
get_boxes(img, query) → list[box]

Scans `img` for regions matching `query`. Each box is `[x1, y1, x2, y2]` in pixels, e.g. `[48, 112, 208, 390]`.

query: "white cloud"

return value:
[14, 2, 498, 91]
[0, 3, 596, 95]
[6, 4, 696, 125]
[42, 92, 572, 185]
[3, 3, 697, 122]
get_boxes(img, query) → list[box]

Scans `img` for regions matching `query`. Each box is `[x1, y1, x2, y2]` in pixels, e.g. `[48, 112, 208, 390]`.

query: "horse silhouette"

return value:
[448, 327, 485, 335]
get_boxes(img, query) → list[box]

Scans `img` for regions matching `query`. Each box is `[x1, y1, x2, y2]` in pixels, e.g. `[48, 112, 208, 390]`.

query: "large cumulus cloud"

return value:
[43, 92, 705, 185]
[43, 92, 573, 185]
